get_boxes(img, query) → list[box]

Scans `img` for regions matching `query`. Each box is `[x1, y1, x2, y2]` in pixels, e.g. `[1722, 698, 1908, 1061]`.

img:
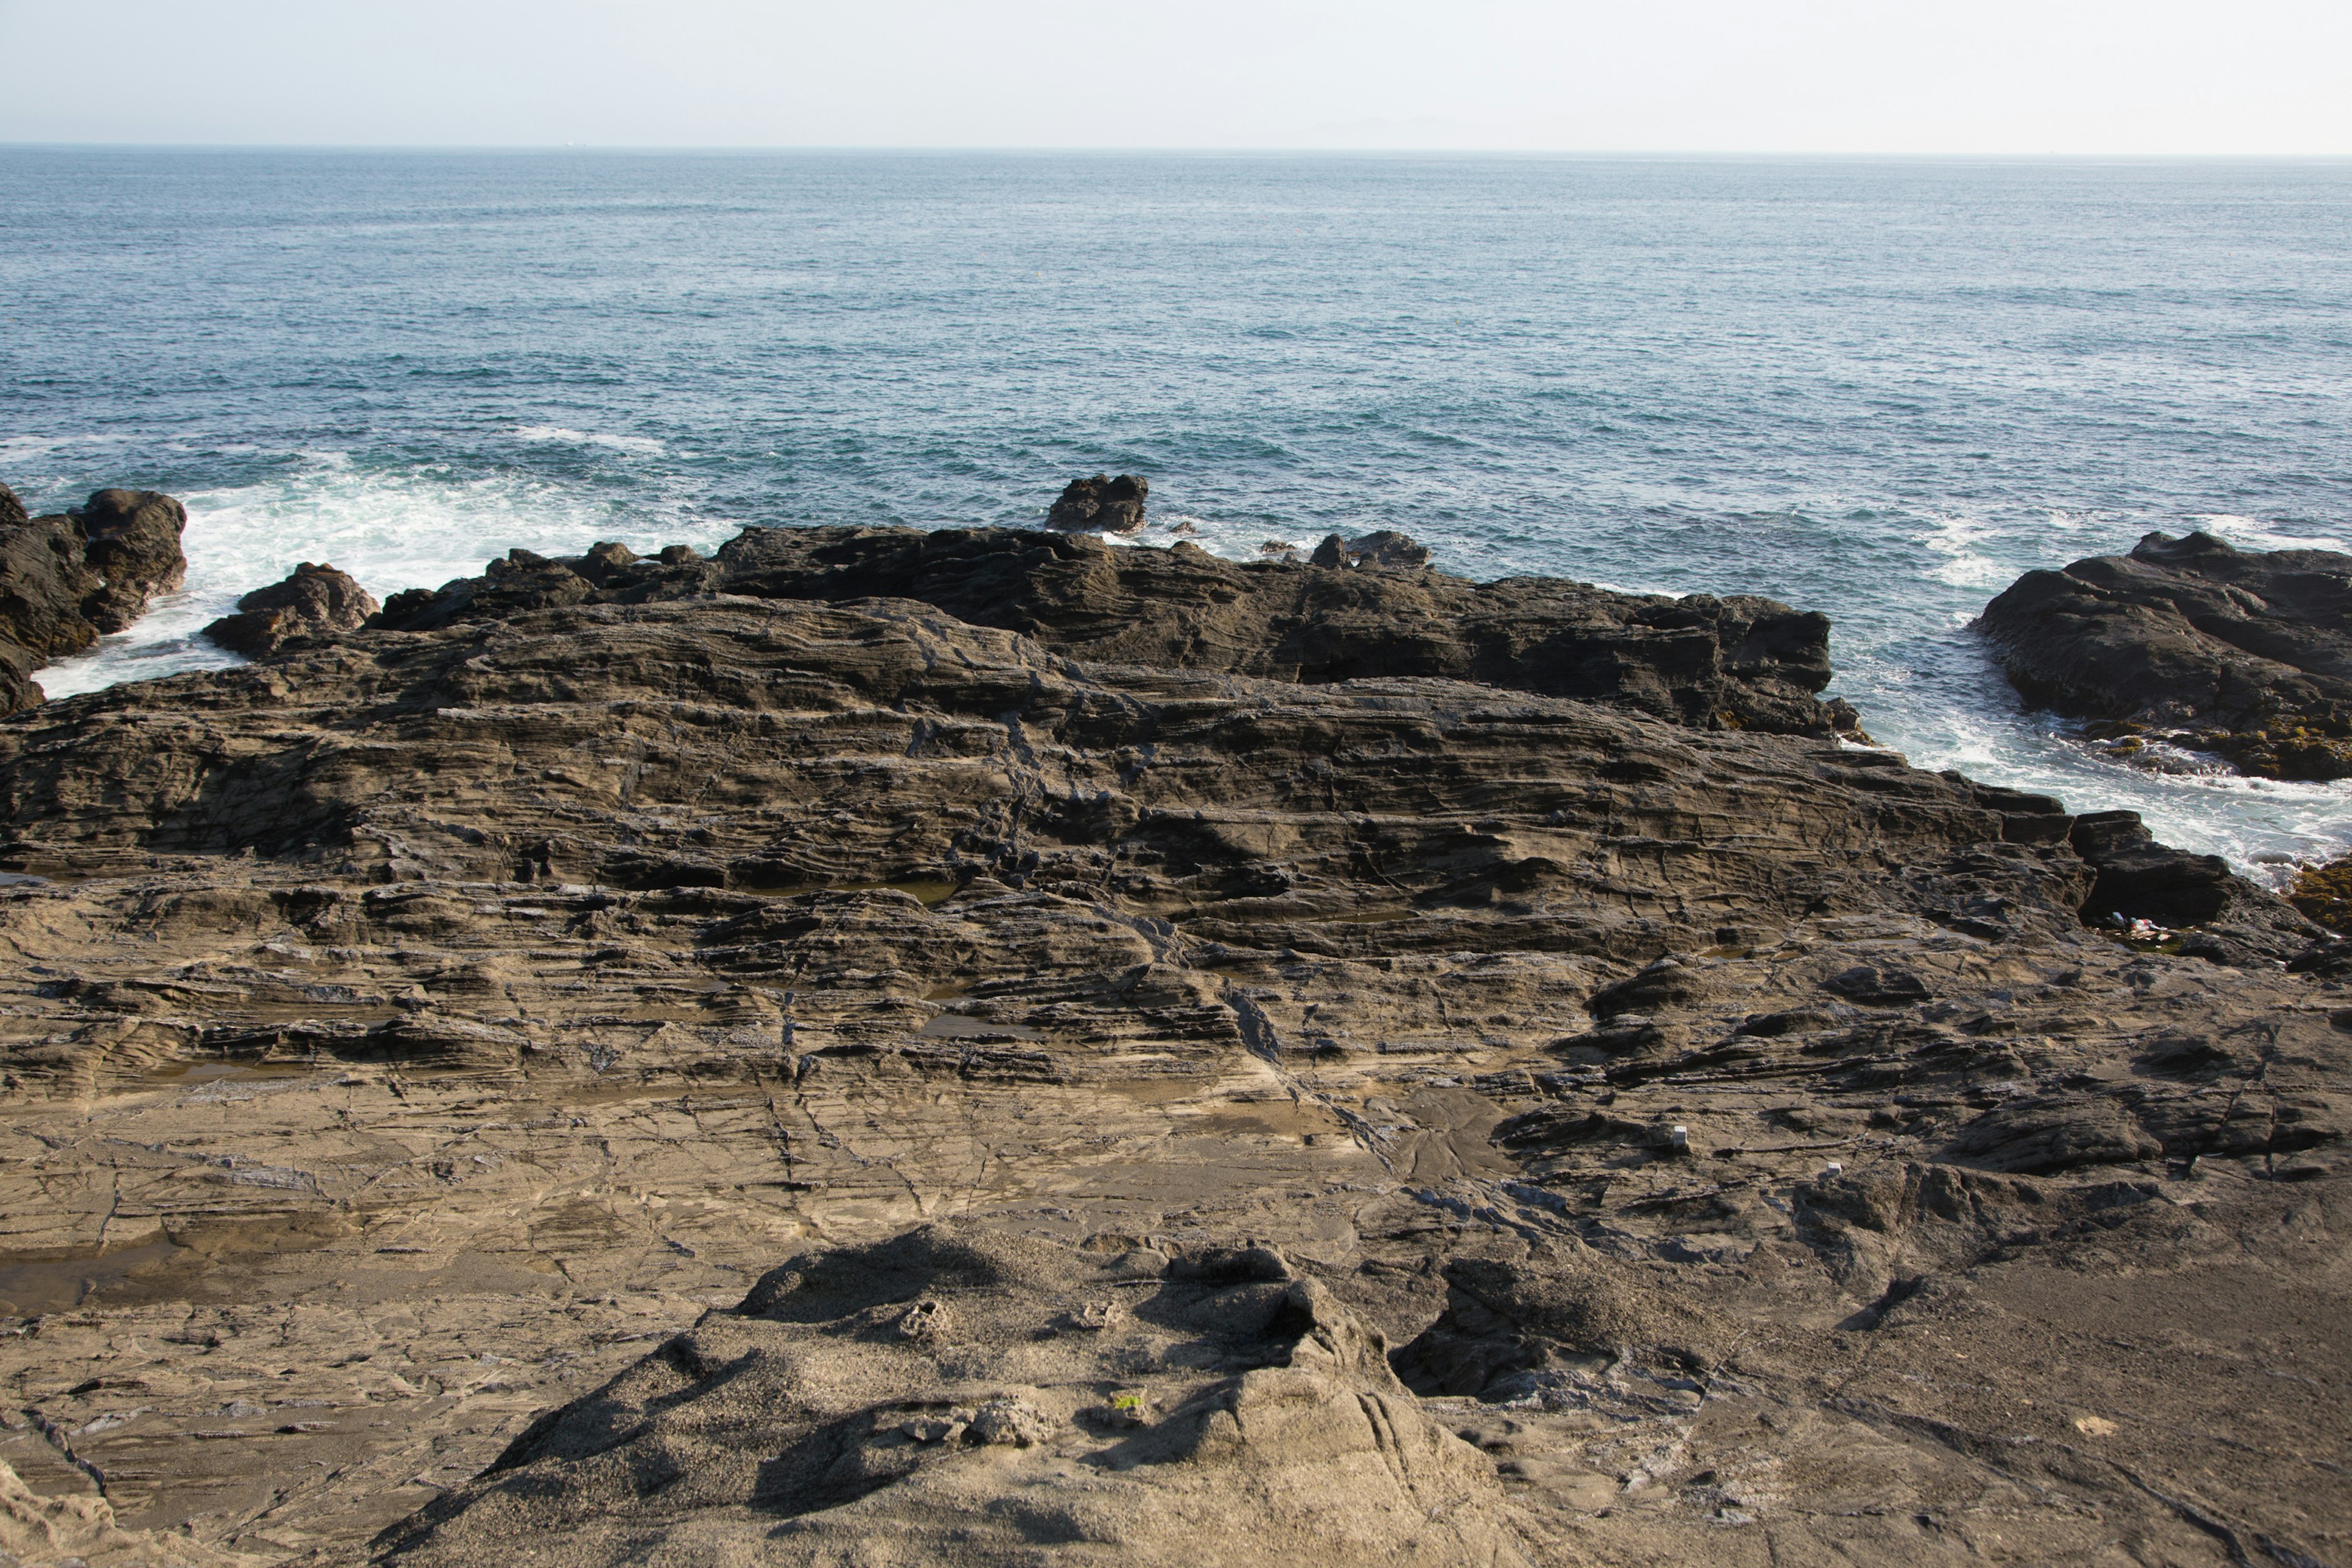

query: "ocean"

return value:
[4, 149, 2348, 876]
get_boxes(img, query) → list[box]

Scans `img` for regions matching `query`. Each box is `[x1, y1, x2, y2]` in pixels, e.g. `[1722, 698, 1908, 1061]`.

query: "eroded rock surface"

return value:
[205, 564, 380, 656]
[0, 539, 2342, 1566]
[1978, 529, 2352, 778]
[371, 1224, 1525, 1567]
[0, 483, 189, 714]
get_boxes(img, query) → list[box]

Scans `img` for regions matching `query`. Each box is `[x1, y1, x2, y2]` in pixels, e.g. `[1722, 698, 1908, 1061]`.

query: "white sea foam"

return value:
[32, 459, 722, 703]
[513, 426, 667, 457]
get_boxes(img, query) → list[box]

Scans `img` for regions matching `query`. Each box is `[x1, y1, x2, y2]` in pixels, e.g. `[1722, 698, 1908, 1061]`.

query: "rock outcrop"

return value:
[0, 482, 188, 714]
[204, 562, 380, 655]
[0, 524, 2344, 1566]
[372, 1225, 1526, 1567]
[1046, 473, 1148, 533]
[1977, 529, 2352, 778]
[371, 524, 1862, 736]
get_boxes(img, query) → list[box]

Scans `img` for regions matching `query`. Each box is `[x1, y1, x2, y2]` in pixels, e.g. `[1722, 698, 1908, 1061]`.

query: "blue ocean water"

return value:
[4, 149, 2350, 875]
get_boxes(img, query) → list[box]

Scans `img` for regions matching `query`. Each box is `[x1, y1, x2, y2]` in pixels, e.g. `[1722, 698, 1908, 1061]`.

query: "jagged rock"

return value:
[370, 524, 1858, 736]
[203, 561, 380, 654]
[0, 483, 186, 714]
[1045, 473, 1149, 533]
[1978, 530, 2352, 778]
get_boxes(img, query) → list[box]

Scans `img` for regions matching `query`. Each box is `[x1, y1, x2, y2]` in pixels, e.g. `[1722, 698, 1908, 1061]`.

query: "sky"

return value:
[1, 0, 2347, 154]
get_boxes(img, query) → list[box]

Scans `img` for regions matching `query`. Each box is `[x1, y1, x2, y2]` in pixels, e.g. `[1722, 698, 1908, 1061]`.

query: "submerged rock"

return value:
[0, 482, 186, 714]
[1978, 529, 2352, 778]
[203, 561, 380, 654]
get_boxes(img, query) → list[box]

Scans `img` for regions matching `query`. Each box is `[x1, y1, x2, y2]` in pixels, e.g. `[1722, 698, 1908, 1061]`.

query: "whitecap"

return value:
[512, 426, 666, 457]
[31, 464, 722, 703]
[2188, 513, 2352, 554]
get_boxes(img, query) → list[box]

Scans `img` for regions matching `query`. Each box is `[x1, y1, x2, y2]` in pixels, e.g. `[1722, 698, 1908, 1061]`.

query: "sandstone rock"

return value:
[1978, 529, 2352, 778]
[0, 533, 2345, 1567]
[203, 562, 380, 654]
[369, 1224, 1521, 1567]
[0, 483, 187, 714]
[1045, 473, 1148, 533]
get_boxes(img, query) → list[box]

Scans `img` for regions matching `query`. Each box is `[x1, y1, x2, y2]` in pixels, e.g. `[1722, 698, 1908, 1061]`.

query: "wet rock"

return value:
[0, 483, 187, 714]
[1045, 473, 1149, 533]
[203, 562, 380, 654]
[1978, 530, 2352, 778]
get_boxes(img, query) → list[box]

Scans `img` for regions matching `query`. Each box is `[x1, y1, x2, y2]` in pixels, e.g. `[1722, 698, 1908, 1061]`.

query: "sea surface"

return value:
[4, 150, 2350, 877]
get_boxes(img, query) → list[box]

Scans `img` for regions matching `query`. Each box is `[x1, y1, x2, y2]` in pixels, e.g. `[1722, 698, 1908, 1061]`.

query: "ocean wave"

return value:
[33, 463, 722, 702]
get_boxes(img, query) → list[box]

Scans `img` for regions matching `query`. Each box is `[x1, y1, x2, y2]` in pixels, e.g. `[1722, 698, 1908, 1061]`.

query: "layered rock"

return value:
[372, 524, 1862, 736]
[0, 535, 2343, 1565]
[0, 482, 188, 714]
[204, 562, 380, 655]
[1046, 473, 1148, 533]
[1977, 529, 2352, 778]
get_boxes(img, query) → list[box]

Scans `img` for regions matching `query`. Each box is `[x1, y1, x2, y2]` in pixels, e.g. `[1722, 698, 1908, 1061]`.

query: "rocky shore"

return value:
[0, 503, 2345, 1566]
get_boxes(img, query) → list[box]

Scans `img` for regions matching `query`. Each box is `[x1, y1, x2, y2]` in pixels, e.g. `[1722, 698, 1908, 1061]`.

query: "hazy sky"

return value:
[2, 0, 2346, 154]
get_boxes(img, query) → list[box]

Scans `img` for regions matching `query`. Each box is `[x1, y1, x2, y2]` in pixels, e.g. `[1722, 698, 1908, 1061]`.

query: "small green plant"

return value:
[1111, 1392, 1143, 1412]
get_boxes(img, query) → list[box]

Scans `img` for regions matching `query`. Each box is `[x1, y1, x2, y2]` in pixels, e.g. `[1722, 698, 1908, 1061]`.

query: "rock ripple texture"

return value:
[1977, 529, 2352, 778]
[0, 529, 2343, 1566]
[0, 483, 187, 714]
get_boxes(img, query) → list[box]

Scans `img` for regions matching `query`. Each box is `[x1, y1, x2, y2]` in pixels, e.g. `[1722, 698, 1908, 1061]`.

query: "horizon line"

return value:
[6, 142, 2351, 162]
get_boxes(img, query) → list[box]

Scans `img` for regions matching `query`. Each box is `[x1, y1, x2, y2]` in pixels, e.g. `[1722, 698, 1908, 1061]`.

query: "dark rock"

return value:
[1948, 1096, 2163, 1174]
[0, 483, 187, 714]
[1309, 530, 1432, 570]
[2067, 809, 2317, 960]
[203, 562, 380, 654]
[1978, 530, 2352, 778]
[372, 524, 1858, 736]
[1045, 473, 1148, 533]
[74, 489, 189, 633]
[1822, 965, 1931, 1007]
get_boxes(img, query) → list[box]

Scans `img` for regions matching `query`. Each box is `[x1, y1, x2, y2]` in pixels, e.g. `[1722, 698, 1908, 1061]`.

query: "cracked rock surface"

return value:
[0, 532, 2342, 1565]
